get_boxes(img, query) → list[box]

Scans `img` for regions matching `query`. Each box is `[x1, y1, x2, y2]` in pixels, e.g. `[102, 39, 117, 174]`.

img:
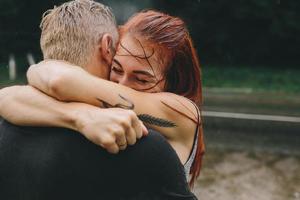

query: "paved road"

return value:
[195, 149, 300, 200]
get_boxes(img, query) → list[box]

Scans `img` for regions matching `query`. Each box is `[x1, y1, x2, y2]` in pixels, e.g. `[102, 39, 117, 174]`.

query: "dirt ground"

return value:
[194, 149, 300, 200]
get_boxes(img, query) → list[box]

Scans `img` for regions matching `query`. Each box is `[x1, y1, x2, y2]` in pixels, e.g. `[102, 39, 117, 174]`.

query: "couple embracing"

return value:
[0, 0, 204, 199]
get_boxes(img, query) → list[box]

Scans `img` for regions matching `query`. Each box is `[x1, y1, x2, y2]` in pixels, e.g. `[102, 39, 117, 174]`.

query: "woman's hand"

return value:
[72, 106, 148, 154]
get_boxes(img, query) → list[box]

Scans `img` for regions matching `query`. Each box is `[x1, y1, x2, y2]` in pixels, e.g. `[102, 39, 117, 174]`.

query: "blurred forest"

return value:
[0, 0, 299, 69]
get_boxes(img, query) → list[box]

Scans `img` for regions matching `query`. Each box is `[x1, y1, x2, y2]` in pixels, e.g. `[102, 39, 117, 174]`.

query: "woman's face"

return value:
[109, 34, 166, 92]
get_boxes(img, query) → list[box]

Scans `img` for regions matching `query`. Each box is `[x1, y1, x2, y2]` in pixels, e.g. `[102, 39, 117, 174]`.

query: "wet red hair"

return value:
[121, 10, 205, 187]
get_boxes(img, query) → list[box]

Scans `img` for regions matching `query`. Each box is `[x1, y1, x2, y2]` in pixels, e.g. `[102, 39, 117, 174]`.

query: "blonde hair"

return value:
[40, 0, 118, 67]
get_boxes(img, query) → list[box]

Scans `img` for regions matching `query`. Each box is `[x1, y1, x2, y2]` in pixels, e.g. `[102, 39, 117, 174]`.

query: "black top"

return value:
[0, 118, 197, 200]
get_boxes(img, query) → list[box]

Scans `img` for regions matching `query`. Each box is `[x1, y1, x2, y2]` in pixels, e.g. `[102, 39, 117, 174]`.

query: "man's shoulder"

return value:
[0, 118, 74, 135]
[0, 118, 87, 150]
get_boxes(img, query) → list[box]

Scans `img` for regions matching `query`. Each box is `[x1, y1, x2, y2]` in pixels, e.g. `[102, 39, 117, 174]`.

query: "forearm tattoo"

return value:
[96, 94, 134, 109]
[96, 94, 176, 128]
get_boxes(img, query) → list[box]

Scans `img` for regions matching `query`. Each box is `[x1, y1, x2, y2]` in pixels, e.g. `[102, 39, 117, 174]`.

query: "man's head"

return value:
[40, 0, 118, 79]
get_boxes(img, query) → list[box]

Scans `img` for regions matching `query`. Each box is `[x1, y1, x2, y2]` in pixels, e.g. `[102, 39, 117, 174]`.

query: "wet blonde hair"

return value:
[40, 0, 118, 67]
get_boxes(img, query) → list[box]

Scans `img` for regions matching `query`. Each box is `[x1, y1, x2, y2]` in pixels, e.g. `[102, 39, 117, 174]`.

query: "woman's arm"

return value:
[0, 85, 147, 153]
[27, 60, 199, 146]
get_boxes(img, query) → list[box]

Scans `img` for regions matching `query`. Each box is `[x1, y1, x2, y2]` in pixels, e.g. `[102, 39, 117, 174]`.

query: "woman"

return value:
[0, 10, 204, 187]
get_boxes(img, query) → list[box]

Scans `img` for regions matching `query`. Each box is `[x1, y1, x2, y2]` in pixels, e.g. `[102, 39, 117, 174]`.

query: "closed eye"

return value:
[136, 78, 149, 84]
[111, 66, 123, 74]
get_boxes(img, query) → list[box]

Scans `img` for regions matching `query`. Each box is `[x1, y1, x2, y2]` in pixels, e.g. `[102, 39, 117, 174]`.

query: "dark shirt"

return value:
[0, 118, 197, 200]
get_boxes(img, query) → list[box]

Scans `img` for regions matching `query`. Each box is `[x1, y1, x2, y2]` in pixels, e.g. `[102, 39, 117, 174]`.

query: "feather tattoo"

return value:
[138, 114, 176, 128]
[96, 94, 175, 128]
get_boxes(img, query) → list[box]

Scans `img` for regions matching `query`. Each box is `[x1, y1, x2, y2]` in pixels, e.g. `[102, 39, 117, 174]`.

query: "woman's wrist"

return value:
[62, 103, 95, 133]
[59, 103, 85, 132]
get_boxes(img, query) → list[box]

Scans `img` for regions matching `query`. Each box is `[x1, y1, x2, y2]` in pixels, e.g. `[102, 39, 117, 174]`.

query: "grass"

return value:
[202, 65, 300, 94]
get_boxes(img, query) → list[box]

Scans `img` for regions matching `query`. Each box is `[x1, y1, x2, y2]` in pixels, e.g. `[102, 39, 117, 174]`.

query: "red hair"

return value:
[121, 10, 205, 187]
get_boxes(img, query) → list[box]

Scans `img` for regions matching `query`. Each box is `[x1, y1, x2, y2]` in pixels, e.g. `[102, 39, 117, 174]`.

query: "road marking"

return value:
[204, 87, 253, 94]
[203, 111, 300, 123]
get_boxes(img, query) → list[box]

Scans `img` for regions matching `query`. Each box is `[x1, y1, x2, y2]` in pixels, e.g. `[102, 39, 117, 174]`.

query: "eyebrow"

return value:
[113, 58, 155, 78]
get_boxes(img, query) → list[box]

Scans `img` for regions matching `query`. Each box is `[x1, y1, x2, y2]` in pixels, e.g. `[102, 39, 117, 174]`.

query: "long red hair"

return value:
[121, 10, 205, 187]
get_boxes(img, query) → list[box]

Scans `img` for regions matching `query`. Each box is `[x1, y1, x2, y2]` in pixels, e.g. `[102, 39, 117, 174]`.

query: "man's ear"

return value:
[100, 33, 114, 66]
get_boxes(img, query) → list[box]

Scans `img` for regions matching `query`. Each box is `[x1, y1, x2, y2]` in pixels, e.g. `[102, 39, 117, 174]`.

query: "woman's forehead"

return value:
[115, 34, 163, 73]
[116, 34, 153, 57]
[114, 55, 154, 75]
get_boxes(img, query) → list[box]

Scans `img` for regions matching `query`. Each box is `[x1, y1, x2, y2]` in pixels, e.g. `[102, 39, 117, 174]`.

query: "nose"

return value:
[118, 76, 131, 87]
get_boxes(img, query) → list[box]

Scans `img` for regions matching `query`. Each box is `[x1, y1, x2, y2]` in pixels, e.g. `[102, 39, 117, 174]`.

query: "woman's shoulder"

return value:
[153, 92, 200, 138]
[155, 92, 199, 120]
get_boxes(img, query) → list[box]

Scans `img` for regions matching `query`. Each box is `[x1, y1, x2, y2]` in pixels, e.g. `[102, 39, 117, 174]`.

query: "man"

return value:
[0, 0, 197, 199]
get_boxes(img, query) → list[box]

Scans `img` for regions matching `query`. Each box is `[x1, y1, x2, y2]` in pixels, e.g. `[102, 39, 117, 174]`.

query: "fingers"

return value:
[115, 129, 127, 150]
[99, 134, 119, 154]
[106, 143, 119, 154]
[80, 107, 148, 154]
[140, 121, 148, 136]
[113, 110, 147, 147]
[126, 126, 137, 145]
[130, 113, 143, 140]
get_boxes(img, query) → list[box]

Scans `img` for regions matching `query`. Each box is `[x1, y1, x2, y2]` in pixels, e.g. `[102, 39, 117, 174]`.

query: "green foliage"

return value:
[202, 65, 300, 93]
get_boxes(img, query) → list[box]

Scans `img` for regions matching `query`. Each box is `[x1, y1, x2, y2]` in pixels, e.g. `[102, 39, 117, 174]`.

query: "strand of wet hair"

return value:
[118, 39, 164, 91]
[159, 93, 199, 120]
[160, 100, 201, 125]
[119, 37, 158, 83]
[118, 42, 155, 60]
[135, 37, 159, 83]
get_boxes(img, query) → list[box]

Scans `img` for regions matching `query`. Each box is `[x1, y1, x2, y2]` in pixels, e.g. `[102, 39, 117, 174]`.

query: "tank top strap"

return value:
[183, 100, 201, 180]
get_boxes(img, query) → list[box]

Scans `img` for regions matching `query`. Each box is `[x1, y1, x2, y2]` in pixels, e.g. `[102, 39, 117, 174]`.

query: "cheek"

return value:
[142, 81, 165, 93]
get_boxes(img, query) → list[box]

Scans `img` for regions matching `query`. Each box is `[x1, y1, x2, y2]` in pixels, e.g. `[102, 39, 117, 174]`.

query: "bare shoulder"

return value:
[150, 92, 199, 119]
[147, 92, 200, 141]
